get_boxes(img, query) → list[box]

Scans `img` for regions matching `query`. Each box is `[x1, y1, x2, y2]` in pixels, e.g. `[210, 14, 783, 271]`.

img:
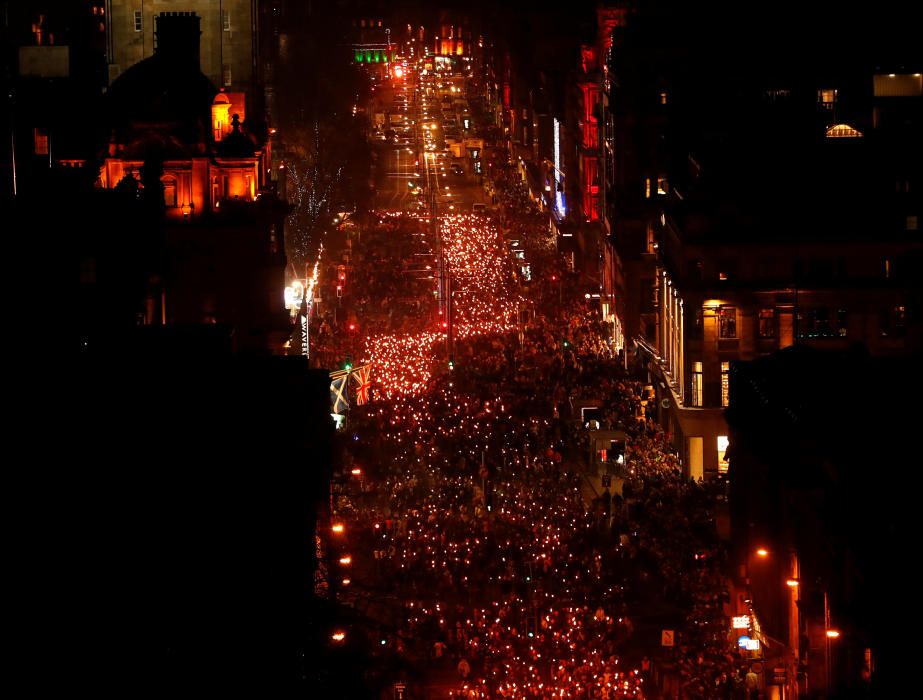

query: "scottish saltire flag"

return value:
[330, 371, 349, 414]
[350, 364, 373, 406]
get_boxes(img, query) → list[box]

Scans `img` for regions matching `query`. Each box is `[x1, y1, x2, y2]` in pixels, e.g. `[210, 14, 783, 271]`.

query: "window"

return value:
[691, 362, 703, 407]
[33, 128, 49, 155]
[222, 10, 231, 31]
[718, 306, 737, 338]
[717, 435, 729, 473]
[133, 10, 142, 32]
[223, 64, 232, 86]
[818, 88, 837, 108]
[721, 362, 730, 407]
[269, 224, 278, 254]
[836, 309, 848, 337]
[800, 307, 834, 338]
[162, 177, 177, 207]
[646, 223, 656, 253]
[884, 258, 892, 279]
[908, 215, 919, 231]
[692, 308, 704, 339]
[644, 177, 651, 199]
[656, 177, 668, 195]
[688, 259, 703, 281]
[659, 91, 668, 105]
[759, 309, 775, 338]
[882, 306, 907, 337]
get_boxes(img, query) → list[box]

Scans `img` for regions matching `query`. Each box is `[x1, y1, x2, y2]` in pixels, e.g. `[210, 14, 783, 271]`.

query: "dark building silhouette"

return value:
[52, 332, 336, 696]
[726, 346, 922, 697]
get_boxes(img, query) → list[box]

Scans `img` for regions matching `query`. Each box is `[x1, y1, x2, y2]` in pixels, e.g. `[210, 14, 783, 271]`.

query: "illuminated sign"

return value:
[553, 118, 566, 217]
[746, 639, 761, 651]
[737, 635, 751, 649]
[732, 616, 751, 629]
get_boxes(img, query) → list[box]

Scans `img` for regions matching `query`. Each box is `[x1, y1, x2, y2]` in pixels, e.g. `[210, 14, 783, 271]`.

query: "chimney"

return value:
[154, 12, 201, 69]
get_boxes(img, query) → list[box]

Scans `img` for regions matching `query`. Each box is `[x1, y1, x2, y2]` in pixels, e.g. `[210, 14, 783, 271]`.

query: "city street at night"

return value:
[26, 1, 922, 698]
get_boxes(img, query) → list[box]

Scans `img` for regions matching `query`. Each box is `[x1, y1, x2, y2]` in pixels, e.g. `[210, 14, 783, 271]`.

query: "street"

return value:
[306, 54, 736, 700]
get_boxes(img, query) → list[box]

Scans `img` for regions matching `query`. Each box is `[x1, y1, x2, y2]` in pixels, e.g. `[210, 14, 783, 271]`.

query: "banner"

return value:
[350, 364, 373, 406]
[330, 372, 349, 414]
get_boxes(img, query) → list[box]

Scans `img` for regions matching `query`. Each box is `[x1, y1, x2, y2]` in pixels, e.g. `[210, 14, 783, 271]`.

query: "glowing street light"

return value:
[786, 579, 800, 587]
[331, 523, 345, 534]
[826, 629, 841, 639]
[331, 631, 346, 642]
[756, 548, 769, 558]
[339, 555, 352, 565]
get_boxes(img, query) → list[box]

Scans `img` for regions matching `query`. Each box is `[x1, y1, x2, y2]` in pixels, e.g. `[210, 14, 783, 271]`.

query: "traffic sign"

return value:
[661, 630, 675, 647]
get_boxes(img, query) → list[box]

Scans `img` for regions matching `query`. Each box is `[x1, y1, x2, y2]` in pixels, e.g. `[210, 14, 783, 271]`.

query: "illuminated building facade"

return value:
[95, 11, 288, 349]
[100, 13, 268, 220]
[434, 21, 467, 58]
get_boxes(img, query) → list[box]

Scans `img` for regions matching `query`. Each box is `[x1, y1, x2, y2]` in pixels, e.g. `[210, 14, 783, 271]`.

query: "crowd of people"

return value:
[310, 150, 744, 698]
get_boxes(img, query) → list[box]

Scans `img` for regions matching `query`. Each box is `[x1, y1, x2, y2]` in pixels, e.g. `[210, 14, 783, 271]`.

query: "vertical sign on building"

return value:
[553, 118, 566, 217]
[302, 311, 309, 358]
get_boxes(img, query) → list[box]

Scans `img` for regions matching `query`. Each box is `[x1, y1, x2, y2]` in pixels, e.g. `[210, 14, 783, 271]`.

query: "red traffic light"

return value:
[349, 323, 356, 331]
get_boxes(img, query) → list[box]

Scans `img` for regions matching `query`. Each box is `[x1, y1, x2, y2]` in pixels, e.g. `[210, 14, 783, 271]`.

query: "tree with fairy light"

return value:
[284, 120, 343, 271]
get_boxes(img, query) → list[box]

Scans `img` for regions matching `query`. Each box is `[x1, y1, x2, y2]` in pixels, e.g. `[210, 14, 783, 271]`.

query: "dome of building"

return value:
[106, 12, 217, 159]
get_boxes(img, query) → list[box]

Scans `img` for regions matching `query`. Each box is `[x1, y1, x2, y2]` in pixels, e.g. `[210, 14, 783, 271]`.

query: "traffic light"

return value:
[563, 339, 570, 348]
[448, 358, 455, 371]
[336, 285, 343, 298]
[344, 357, 353, 371]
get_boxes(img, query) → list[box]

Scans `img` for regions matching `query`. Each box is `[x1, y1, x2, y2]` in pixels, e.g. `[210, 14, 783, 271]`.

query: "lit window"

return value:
[818, 88, 836, 107]
[721, 362, 730, 407]
[223, 64, 232, 86]
[222, 10, 230, 32]
[719, 271, 728, 281]
[691, 361, 703, 408]
[758, 309, 774, 338]
[644, 178, 651, 198]
[908, 215, 918, 231]
[659, 91, 668, 105]
[656, 177, 668, 195]
[33, 128, 49, 155]
[133, 10, 142, 32]
[718, 306, 737, 339]
[717, 436, 729, 473]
